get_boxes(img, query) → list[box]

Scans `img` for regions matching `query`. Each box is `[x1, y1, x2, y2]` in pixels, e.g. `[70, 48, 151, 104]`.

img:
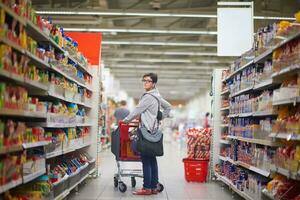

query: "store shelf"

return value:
[219, 154, 271, 177]
[230, 86, 254, 98]
[0, 108, 47, 118]
[220, 139, 231, 144]
[0, 69, 49, 91]
[46, 150, 63, 159]
[272, 64, 300, 79]
[229, 60, 254, 79]
[262, 189, 275, 200]
[228, 114, 239, 118]
[23, 141, 51, 149]
[220, 106, 230, 111]
[0, 2, 26, 25]
[273, 31, 300, 52]
[252, 110, 277, 117]
[253, 79, 274, 91]
[53, 165, 90, 200]
[23, 168, 46, 184]
[46, 142, 91, 159]
[0, 178, 23, 194]
[270, 164, 300, 180]
[221, 89, 230, 95]
[0, 145, 23, 155]
[77, 123, 94, 127]
[237, 161, 270, 177]
[253, 48, 273, 63]
[0, 37, 51, 71]
[50, 65, 85, 88]
[231, 136, 279, 147]
[54, 189, 70, 200]
[89, 167, 96, 175]
[272, 96, 300, 106]
[219, 155, 228, 161]
[0, 37, 25, 54]
[215, 173, 254, 200]
[269, 132, 300, 141]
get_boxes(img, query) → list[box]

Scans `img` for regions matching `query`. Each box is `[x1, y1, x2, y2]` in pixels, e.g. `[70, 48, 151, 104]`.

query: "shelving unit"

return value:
[0, 3, 98, 198]
[216, 20, 300, 200]
[226, 135, 279, 146]
[215, 173, 254, 200]
[270, 164, 300, 180]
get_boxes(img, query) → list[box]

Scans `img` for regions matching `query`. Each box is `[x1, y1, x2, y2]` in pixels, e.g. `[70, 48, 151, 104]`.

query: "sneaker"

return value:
[132, 188, 152, 195]
[152, 189, 159, 194]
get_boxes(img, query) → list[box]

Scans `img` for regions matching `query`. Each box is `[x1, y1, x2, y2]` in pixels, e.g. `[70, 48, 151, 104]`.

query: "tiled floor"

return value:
[68, 143, 242, 200]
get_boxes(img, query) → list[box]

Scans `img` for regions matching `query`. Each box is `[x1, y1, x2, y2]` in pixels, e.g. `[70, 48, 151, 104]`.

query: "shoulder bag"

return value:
[136, 94, 164, 157]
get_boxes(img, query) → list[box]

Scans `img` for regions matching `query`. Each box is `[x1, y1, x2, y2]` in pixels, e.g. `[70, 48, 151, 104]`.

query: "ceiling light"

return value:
[103, 50, 218, 56]
[36, 10, 217, 18]
[102, 41, 217, 47]
[103, 58, 227, 63]
[253, 16, 296, 20]
[63, 28, 217, 35]
[35, 10, 295, 21]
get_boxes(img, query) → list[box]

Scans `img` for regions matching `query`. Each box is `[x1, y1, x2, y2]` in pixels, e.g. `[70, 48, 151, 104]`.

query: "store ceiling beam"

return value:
[35, 9, 296, 20]
[63, 27, 217, 35]
[101, 40, 216, 46]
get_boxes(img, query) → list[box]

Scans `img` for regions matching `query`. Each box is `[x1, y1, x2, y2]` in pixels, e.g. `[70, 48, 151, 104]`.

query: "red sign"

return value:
[65, 32, 102, 65]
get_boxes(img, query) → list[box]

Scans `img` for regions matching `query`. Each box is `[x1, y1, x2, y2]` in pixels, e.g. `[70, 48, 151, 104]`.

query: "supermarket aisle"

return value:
[69, 143, 241, 200]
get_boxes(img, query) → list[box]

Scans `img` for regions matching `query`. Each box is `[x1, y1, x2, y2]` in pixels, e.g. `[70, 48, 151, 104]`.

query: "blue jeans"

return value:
[141, 155, 158, 189]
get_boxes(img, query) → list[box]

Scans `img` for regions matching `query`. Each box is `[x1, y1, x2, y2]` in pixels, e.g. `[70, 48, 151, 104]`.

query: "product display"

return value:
[215, 162, 269, 200]
[218, 11, 300, 200]
[0, 1, 96, 199]
[186, 128, 211, 160]
[265, 175, 300, 200]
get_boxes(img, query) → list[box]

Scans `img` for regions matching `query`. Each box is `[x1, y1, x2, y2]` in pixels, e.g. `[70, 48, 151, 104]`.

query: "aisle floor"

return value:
[69, 143, 241, 200]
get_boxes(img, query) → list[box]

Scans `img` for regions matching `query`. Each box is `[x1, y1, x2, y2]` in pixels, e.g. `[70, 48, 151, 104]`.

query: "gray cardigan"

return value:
[124, 89, 171, 132]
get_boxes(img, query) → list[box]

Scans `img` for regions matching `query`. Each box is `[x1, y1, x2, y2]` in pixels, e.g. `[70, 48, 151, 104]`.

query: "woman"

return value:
[203, 112, 210, 128]
[123, 73, 171, 195]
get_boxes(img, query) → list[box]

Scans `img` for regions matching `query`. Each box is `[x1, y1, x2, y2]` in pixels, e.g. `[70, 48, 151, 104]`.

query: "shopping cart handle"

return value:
[119, 120, 139, 127]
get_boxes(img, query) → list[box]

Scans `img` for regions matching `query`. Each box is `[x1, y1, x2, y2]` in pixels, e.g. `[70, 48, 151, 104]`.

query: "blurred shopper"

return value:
[203, 112, 210, 128]
[123, 73, 171, 195]
[114, 100, 130, 123]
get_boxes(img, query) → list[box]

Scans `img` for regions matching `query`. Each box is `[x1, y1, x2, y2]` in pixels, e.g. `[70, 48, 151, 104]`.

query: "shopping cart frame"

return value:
[111, 121, 164, 193]
[111, 121, 142, 192]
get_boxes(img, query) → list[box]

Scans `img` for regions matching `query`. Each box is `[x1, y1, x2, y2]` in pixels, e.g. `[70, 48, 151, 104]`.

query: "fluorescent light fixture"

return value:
[36, 10, 295, 21]
[36, 10, 217, 18]
[103, 50, 218, 56]
[63, 27, 217, 35]
[104, 58, 226, 63]
[102, 41, 217, 47]
[106, 64, 223, 70]
[253, 16, 295, 20]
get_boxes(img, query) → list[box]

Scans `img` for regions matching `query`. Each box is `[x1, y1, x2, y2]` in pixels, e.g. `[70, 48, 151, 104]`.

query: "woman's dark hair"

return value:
[143, 73, 158, 83]
[206, 112, 210, 117]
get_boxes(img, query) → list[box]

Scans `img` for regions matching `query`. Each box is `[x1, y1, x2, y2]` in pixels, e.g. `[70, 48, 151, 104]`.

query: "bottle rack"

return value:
[216, 23, 300, 200]
[0, 3, 97, 199]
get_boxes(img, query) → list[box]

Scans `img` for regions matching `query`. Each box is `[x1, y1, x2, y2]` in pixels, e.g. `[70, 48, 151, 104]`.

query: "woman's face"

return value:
[142, 76, 155, 91]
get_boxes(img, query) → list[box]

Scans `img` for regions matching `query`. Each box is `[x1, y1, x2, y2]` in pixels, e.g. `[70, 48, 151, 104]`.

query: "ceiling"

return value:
[32, 0, 300, 102]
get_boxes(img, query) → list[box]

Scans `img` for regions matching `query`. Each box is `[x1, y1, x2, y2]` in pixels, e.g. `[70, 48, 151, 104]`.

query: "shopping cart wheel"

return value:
[114, 177, 118, 188]
[119, 182, 127, 193]
[131, 177, 136, 188]
[157, 183, 164, 192]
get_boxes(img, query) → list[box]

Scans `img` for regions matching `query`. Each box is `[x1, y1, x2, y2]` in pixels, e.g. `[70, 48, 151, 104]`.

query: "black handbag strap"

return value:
[142, 93, 161, 132]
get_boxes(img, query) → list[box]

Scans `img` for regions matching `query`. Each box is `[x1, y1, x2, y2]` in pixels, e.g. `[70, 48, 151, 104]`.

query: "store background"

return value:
[0, 0, 300, 200]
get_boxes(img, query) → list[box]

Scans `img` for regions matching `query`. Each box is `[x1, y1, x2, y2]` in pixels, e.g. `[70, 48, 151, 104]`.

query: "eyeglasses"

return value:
[141, 79, 153, 83]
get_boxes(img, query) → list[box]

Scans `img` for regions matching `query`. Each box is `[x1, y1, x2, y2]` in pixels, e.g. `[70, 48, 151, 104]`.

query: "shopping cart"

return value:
[111, 121, 164, 193]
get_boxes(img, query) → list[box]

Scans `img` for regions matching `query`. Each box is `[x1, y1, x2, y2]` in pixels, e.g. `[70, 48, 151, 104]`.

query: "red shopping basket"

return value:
[183, 158, 208, 182]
